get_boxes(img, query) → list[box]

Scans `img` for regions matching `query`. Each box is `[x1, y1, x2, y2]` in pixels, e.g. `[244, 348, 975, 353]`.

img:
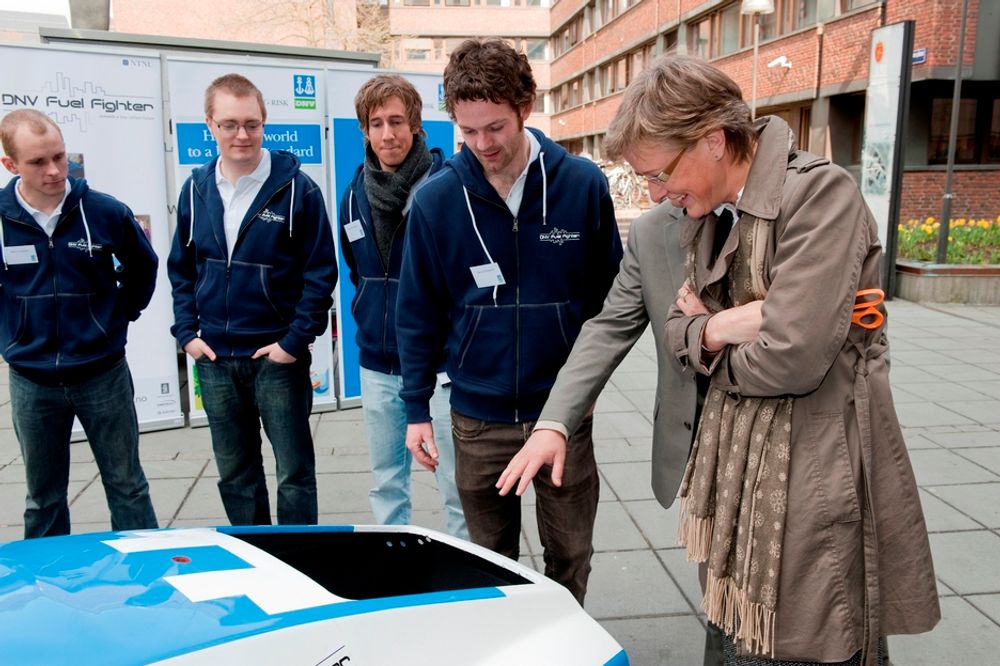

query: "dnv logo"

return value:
[294, 74, 316, 110]
[538, 228, 581, 245]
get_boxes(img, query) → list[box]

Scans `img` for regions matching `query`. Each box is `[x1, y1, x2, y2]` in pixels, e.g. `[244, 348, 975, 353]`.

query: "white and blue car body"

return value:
[0, 525, 629, 665]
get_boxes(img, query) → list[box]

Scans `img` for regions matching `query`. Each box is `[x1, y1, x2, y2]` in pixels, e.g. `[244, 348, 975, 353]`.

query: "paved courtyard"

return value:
[1, 299, 998, 664]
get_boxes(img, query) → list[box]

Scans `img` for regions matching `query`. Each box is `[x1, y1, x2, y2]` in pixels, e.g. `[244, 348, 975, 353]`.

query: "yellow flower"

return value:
[979, 219, 991, 229]
[948, 236, 954, 242]
[954, 218, 966, 227]
[926, 216, 935, 225]
[933, 222, 941, 229]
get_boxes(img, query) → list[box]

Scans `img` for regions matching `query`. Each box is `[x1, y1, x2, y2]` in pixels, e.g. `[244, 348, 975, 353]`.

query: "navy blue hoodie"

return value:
[397, 129, 623, 424]
[168, 150, 338, 359]
[338, 147, 445, 374]
[0, 176, 157, 383]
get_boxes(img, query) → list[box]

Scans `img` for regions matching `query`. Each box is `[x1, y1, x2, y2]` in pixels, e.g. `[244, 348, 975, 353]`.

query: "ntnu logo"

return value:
[67, 239, 103, 252]
[538, 228, 581, 245]
[258, 209, 286, 224]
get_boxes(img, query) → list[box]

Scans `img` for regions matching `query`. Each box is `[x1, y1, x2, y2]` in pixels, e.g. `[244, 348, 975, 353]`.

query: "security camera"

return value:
[767, 55, 792, 69]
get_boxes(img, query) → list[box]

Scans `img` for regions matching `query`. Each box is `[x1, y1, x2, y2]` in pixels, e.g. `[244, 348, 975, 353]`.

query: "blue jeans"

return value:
[196, 355, 317, 525]
[10, 358, 158, 539]
[359, 367, 467, 539]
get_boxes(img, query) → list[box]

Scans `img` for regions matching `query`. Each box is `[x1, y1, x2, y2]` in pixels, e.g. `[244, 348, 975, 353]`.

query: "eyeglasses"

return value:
[641, 145, 689, 185]
[213, 119, 263, 135]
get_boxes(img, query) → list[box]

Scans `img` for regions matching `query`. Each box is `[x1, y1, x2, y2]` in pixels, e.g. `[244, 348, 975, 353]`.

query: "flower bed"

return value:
[896, 216, 999, 264]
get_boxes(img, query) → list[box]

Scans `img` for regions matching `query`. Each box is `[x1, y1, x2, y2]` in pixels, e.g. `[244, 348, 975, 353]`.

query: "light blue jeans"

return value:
[359, 367, 467, 539]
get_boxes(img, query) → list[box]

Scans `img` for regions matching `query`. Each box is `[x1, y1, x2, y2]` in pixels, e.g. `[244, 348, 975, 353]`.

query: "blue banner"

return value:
[176, 123, 323, 165]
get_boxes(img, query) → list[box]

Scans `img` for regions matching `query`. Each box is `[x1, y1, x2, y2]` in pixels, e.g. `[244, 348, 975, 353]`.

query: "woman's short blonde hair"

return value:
[605, 55, 755, 163]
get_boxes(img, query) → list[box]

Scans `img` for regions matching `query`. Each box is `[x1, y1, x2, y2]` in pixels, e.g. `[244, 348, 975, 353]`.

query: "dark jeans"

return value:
[196, 355, 317, 525]
[10, 358, 158, 538]
[451, 410, 599, 605]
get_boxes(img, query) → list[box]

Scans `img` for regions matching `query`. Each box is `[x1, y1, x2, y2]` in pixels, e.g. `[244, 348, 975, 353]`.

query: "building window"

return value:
[688, 17, 710, 60]
[719, 3, 742, 56]
[928, 99, 978, 163]
[403, 0, 430, 5]
[444, 0, 470, 6]
[406, 48, 430, 61]
[990, 100, 1000, 161]
[525, 38, 547, 60]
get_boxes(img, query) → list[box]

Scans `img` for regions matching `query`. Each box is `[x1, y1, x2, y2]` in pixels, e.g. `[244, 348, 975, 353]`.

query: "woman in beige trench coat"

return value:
[615, 57, 939, 665]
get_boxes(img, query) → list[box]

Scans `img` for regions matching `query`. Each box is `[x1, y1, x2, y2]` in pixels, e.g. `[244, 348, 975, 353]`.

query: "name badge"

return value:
[345, 220, 365, 242]
[470, 262, 505, 289]
[5, 244, 38, 265]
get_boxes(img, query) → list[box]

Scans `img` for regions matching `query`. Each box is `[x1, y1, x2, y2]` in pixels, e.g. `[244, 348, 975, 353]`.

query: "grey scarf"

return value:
[362, 134, 432, 266]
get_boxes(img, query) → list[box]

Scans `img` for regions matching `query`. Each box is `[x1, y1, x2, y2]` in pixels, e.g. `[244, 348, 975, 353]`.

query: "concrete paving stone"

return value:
[893, 402, 975, 428]
[927, 483, 1000, 529]
[886, 385, 924, 404]
[937, 399, 1000, 424]
[901, 431, 941, 450]
[591, 501, 652, 552]
[172, 476, 228, 521]
[140, 458, 211, 480]
[897, 381, 999, 403]
[596, 390, 637, 414]
[614, 352, 658, 374]
[924, 428, 1000, 448]
[0, 481, 27, 525]
[938, 348, 1000, 365]
[890, 349, 966, 366]
[146, 477, 202, 524]
[316, 471, 377, 514]
[888, 365, 952, 385]
[608, 370, 659, 392]
[166, 517, 229, 529]
[318, 408, 366, 423]
[918, 488, 982, 532]
[889, 596, 1000, 666]
[584, 550, 691, 619]
[314, 419, 368, 454]
[315, 511, 374, 526]
[593, 412, 654, 440]
[595, 437, 651, 463]
[956, 448, 1000, 476]
[624, 499, 681, 551]
[599, 615, 706, 666]
[885, 337, 926, 352]
[518, 554, 541, 573]
[923, 364, 1000, 382]
[315, 452, 372, 474]
[970, 381, 1000, 399]
[407, 508, 448, 534]
[0, 524, 23, 544]
[622, 388, 656, 420]
[928, 531, 1000, 595]
[657, 547, 707, 609]
[965, 593, 1000, 625]
[910, 449, 1000, 486]
[600, 462, 658, 502]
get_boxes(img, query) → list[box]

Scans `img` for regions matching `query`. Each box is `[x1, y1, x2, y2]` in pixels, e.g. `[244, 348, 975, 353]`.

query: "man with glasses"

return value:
[168, 73, 338, 526]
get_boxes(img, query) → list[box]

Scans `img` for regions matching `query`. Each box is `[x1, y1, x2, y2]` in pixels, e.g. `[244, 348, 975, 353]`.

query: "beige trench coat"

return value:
[666, 116, 940, 662]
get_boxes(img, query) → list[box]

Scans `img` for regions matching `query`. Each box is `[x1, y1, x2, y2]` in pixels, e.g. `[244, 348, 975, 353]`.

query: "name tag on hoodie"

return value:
[470, 262, 505, 288]
[4, 245, 39, 265]
[345, 220, 365, 242]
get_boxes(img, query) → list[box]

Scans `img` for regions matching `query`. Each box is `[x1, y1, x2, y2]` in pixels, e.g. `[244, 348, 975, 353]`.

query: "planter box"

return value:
[895, 259, 1000, 305]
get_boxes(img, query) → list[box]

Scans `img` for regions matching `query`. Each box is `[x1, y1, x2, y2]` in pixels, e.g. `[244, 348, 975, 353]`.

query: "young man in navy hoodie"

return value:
[397, 40, 623, 603]
[339, 75, 467, 539]
[168, 74, 338, 526]
[0, 109, 158, 538]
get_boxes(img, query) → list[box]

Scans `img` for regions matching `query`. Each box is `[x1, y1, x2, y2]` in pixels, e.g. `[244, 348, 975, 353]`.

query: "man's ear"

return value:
[704, 128, 726, 156]
[1, 155, 18, 176]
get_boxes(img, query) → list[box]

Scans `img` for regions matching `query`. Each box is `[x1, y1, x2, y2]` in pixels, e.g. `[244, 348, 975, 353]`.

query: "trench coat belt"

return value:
[852, 339, 883, 666]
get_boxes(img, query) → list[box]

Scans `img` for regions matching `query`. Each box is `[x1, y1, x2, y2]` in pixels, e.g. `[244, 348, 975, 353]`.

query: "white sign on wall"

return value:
[165, 58, 337, 424]
[0, 43, 184, 432]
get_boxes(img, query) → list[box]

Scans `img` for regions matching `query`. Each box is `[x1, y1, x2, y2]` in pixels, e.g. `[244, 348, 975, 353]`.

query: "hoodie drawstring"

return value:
[463, 186, 499, 306]
[539, 151, 547, 226]
[186, 182, 195, 247]
[288, 178, 295, 238]
[79, 203, 93, 257]
[0, 217, 7, 270]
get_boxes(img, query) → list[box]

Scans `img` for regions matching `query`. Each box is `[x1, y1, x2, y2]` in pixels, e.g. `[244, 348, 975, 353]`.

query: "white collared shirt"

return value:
[215, 150, 271, 261]
[15, 179, 70, 238]
[505, 129, 542, 217]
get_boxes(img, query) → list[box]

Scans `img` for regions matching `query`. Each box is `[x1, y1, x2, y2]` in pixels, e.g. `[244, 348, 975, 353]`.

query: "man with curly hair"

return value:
[396, 39, 622, 604]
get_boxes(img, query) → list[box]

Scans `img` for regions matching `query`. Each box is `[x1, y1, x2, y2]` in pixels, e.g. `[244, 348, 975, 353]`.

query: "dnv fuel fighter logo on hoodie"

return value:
[538, 227, 581, 245]
[257, 208, 287, 224]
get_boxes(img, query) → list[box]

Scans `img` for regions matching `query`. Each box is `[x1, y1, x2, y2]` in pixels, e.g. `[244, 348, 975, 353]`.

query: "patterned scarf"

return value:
[678, 213, 794, 658]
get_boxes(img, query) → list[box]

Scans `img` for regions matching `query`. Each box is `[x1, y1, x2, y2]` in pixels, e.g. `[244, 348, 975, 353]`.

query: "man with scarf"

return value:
[338, 75, 466, 539]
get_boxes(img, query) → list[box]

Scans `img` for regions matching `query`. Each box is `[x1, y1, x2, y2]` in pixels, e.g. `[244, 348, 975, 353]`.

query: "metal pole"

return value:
[936, 0, 971, 264]
[751, 14, 760, 120]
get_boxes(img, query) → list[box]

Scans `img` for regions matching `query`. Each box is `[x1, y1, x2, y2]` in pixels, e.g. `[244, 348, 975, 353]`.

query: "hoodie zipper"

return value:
[512, 215, 520, 423]
[215, 178, 293, 352]
[51, 201, 81, 370]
